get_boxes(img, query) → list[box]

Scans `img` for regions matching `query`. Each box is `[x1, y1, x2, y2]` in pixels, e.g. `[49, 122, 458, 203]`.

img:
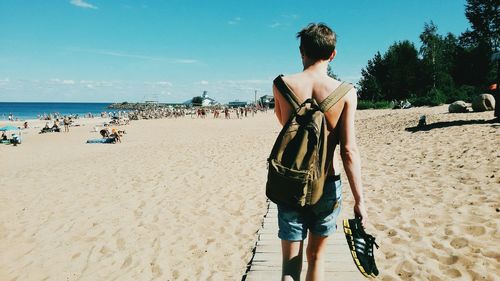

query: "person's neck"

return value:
[302, 59, 329, 76]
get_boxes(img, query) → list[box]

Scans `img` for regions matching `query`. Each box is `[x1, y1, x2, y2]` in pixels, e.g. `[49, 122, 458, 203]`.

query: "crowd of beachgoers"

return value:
[126, 104, 267, 120]
[0, 105, 270, 146]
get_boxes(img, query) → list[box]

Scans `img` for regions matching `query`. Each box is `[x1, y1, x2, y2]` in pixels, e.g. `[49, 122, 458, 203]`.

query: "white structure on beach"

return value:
[184, 91, 219, 106]
[200, 91, 218, 106]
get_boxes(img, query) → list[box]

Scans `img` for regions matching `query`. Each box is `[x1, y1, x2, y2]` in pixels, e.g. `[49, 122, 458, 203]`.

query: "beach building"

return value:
[228, 100, 248, 108]
[200, 91, 218, 106]
[259, 95, 275, 108]
[144, 100, 159, 106]
[185, 91, 219, 106]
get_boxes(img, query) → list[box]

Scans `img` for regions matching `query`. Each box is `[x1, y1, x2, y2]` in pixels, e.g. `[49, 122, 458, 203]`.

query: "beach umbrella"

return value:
[0, 125, 19, 131]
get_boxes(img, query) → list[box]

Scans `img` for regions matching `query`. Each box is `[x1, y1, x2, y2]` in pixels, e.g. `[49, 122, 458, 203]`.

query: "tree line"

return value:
[357, 0, 499, 108]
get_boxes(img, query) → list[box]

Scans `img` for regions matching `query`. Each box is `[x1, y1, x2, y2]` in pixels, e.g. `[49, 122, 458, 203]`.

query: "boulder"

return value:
[471, 94, 495, 112]
[448, 101, 468, 113]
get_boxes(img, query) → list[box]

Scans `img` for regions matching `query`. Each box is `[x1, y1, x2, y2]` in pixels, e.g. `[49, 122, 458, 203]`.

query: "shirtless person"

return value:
[273, 23, 367, 281]
[63, 116, 70, 132]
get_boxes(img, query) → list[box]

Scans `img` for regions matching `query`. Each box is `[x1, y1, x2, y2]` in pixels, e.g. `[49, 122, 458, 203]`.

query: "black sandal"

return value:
[343, 217, 379, 278]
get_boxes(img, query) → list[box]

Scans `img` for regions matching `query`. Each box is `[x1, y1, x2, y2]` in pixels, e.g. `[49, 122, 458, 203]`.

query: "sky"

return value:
[0, 0, 471, 103]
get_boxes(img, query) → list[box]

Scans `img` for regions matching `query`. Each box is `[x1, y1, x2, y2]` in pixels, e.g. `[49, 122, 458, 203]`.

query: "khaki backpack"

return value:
[266, 75, 353, 209]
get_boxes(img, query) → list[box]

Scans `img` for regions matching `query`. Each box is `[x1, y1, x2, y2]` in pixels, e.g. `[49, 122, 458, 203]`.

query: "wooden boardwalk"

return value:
[243, 202, 364, 281]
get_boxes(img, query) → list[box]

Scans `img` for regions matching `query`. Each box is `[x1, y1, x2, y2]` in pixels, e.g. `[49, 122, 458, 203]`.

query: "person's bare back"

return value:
[274, 71, 357, 177]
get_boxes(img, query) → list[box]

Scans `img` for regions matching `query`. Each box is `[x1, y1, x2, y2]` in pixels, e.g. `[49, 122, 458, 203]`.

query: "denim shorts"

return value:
[277, 176, 342, 241]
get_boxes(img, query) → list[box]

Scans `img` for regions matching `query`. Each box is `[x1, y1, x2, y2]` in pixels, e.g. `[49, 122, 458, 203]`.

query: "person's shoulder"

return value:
[343, 85, 358, 107]
[275, 73, 301, 84]
[326, 77, 356, 96]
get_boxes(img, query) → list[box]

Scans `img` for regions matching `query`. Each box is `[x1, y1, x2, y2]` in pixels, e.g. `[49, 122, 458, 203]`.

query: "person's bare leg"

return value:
[305, 233, 329, 281]
[281, 240, 304, 281]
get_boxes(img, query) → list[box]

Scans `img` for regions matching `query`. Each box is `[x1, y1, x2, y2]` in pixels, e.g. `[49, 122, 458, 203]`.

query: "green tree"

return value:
[454, 0, 498, 91]
[358, 52, 385, 101]
[419, 21, 440, 90]
[419, 22, 458, 100]
[384, 40, 421, 101]
[462, 0, 499, 50]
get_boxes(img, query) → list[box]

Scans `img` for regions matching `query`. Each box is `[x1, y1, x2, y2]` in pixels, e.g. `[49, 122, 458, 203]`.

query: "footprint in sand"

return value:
[134, 201, 145, 217]
[99, 246, 111, 256]
[385, 251, 396, 259]
[439, 255, 459, 265]
[380, 275, 398, 281]
[431, 239, 445, 250]
[450, 237, 468, 249]
[395, 260, 416, 279]
[116, 238, 126, 251]
[445, 268, 462, 278]
[444, 225, 455, 235]
[464, 225, 486, 236]
[172, 270, 180, 279]
[387, 229, 398, 237]
[121, 255, 132, 269]
[150, 262, 162, 278]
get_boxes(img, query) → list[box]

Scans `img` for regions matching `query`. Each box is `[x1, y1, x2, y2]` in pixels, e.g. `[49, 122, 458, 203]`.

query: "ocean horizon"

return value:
[0, 102, 112, 120]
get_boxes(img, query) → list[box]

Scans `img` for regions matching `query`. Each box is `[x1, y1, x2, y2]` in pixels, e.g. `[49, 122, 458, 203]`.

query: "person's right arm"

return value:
[338, 89, 368, 226]
[273, 85, 284, 126]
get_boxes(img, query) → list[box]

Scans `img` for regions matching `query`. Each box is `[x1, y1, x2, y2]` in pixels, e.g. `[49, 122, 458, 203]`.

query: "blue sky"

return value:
[0, 0, 470, 103]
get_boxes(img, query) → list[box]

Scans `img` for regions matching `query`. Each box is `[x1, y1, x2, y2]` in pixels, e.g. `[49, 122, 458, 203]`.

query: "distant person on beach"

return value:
[100, 129, 110, 138]
[272, 23, 367, 281]
[63, 117, 70, 132]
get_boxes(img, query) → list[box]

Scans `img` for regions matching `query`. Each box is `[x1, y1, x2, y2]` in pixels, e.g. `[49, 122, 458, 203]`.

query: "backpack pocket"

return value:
[266, 159, 310, 208]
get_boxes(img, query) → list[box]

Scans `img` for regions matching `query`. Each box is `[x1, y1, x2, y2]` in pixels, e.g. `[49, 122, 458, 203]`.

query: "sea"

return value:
[0, 102, 112, 120]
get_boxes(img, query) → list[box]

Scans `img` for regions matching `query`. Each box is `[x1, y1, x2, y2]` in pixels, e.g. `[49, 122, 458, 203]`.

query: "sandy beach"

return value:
[0, 106, 498, 281]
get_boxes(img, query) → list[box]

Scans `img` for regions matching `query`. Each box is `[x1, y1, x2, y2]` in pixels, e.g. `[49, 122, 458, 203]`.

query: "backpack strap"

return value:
[318, 82, 354, 113]
[273, 75, 301, 110]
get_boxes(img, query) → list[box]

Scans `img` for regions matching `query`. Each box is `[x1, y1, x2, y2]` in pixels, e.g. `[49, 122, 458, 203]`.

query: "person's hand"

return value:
[354, 201, 368, 228]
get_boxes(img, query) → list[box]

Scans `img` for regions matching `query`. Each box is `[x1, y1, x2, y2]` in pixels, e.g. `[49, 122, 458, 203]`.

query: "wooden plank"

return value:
[242, 202, 363, 281]
[245, 270, 365, 281]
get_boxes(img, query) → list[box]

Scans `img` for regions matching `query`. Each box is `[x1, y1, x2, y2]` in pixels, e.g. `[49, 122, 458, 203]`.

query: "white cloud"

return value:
[268, 14, 298, 29]
[228, 17, 241, 25]
[1, 78, 274, 103]
[66, 47, 199, 64]
[70, 0, 98, 9]
[48, 78, 75, 85]
[269, 22, 282, 28]
[156, 81, 173, 86]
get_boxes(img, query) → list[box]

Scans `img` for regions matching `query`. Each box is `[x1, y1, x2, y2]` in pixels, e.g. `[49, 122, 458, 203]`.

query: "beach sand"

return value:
[0, 106, 498, 280]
